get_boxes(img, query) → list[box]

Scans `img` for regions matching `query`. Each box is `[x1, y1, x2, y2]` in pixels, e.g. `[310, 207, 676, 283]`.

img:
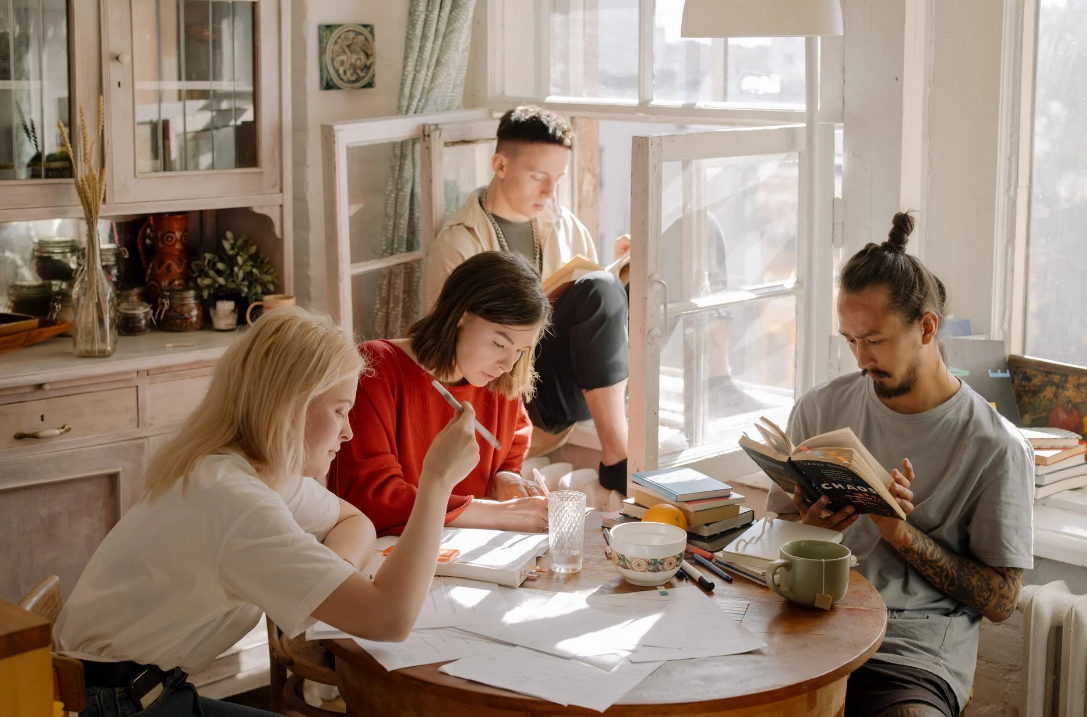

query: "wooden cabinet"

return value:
[0, 0, 290, 221]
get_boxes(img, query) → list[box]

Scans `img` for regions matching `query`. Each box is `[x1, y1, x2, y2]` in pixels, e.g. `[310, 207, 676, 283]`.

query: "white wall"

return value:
[291, 0, 409, 311]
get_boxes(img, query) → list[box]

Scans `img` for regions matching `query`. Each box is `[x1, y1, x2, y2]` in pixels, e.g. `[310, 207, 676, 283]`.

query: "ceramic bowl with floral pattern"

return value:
[606, 522, 687, 586]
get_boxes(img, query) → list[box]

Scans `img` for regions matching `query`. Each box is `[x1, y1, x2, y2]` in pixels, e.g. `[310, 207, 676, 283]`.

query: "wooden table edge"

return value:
[326, 618, 885, 715]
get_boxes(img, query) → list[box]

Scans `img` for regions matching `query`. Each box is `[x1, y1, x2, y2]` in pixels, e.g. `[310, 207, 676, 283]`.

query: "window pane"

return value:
[653, 2, 805, 107]
[1025, 0, 1087, 363]
[351, 260, 422, 342]
[658, 296, 796, 460]
[132, 0, 256, 173]
[503, 0, 638, 100]
[0, 0, 70, 180]
[661, 153, 799, 304]
[346, 139, 419, 264]
[441, 139, 496, 224]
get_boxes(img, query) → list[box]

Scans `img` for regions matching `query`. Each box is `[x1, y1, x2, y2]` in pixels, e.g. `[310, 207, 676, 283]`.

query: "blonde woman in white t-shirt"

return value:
[54, 307, 481, 717]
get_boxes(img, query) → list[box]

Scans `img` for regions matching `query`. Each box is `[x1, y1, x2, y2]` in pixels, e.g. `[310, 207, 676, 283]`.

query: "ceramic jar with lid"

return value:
[50, 284, 75, 335]
[160, 288, 203, 332]
[9, 281, 54, 319]
[119, 301, 153, 335]
[33, 237, 81, 282]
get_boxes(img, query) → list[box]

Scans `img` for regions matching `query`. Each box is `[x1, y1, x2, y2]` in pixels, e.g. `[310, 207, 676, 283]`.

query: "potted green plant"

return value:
[191, 231, 277, 330]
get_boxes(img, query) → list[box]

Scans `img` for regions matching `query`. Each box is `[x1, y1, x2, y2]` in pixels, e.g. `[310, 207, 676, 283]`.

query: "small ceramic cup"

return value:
[246, 294, 295, 324]
[765, 540, 852, 609]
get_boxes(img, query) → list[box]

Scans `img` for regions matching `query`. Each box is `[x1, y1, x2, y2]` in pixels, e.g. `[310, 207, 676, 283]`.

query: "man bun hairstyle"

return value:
[409, 251, 552, 400]
[839, 212, 949, 358]
[496, 105, 574, 152]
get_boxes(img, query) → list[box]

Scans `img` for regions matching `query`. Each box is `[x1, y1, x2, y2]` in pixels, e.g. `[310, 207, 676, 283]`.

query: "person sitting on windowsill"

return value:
[423, 105, 632, 495]
[329, 251, 554, 535]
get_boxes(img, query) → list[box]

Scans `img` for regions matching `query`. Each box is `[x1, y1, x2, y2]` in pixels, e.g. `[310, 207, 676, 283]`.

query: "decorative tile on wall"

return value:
[319, 23, 376, 90]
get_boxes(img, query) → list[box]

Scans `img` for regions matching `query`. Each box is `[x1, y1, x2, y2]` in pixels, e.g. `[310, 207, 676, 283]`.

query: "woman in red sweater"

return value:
[330, 252, 553, 535]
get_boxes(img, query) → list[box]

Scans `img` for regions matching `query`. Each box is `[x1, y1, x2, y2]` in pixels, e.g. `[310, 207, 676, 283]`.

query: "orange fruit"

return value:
[642, 504, 688, 532]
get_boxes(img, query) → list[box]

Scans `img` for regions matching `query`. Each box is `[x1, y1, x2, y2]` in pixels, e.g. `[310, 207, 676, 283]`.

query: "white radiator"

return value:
[1020, 581, 1087, 716]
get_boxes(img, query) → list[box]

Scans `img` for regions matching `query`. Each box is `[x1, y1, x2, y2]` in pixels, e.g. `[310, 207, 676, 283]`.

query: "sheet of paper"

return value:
[628, 602, 766, 662]
[440, 646, 664, 712]
[351, 632, 513, 671]
[412, 578, 516, 629]
[456, 589, 653, 660]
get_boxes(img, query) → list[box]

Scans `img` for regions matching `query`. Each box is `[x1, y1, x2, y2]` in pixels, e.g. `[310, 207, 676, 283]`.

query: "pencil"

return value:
[430, 379, 502, 450]
[532, 468, 550, 497]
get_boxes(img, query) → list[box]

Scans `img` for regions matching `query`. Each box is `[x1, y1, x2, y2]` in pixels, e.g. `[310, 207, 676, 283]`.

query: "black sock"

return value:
[598, 459, 628, 495]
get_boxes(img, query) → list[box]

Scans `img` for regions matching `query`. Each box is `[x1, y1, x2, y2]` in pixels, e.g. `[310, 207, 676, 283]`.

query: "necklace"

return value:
[479, 187, 542, 272]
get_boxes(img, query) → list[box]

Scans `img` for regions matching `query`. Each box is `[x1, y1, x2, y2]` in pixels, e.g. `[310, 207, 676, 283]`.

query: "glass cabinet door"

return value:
[106, 0, 281, 203]
[0, 0, 82, 209]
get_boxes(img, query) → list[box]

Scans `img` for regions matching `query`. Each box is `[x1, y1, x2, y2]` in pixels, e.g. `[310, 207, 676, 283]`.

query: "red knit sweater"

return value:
[328, 340, 532, 536]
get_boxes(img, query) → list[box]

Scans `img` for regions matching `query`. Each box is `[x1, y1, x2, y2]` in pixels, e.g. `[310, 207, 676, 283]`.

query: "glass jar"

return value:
[99, 245, 123, 287]
[160, 288, 203, 332]
[9, 281, 54, 319]
[116, 286, 146, 306]
[50, 285, 75, 335]
[119, 301, 153, 335]
[33, 237, 81, 282]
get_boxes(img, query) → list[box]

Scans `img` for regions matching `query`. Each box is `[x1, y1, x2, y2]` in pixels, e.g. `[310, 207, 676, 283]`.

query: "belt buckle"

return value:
[127, 668, 166, 710]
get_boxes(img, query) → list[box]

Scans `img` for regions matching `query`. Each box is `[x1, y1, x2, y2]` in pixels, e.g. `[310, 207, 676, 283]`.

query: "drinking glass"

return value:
[548, 490, 586, 574]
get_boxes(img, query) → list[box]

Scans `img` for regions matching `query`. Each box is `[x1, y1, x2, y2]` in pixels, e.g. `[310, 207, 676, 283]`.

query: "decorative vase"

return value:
[138, 213, 190, 311]
[72, 227, 119, 357]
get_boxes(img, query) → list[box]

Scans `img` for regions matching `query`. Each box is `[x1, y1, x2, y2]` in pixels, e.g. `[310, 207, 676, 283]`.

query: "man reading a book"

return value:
[425, 106, 631, 494]
[765, 213, 1034, 717]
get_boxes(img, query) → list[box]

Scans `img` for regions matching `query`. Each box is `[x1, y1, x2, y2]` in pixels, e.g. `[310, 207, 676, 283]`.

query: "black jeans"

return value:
[81, 667, 275, 717]
[529, 271, 629, 433]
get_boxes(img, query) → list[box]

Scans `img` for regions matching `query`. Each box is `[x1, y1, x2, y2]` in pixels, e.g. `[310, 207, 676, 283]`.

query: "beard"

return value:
[863, 360, 921, 399]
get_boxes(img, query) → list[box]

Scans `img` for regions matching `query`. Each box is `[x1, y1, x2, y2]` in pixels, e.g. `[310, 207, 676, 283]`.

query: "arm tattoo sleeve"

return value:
[894, 524, 1023, 621]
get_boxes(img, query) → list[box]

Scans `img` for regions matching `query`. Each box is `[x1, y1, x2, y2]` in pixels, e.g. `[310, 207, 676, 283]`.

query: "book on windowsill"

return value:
[632, 487, 744, 526]
[1035, 453, 1087, 476]
[1034, 442, 1087, 466]
[630, 466, 732, 502]
[738, 416, 907, 520]
[1035, 474, 1087, 500]
[1019, 426, 1082, 449]
[541, 251, 631, 301]
[1036, 459, 1087, 486]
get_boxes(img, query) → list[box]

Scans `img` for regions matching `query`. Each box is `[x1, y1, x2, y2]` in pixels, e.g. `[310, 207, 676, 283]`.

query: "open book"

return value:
[738, 416, 907, 520]
[541, 251, 631, 300]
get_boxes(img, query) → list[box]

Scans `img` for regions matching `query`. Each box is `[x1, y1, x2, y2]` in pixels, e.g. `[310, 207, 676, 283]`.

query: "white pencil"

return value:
[430, 379, 502, 450]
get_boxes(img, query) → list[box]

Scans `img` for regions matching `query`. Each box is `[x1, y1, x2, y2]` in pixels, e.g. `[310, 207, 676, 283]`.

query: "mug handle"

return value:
[765, 559, 795, 602]
[246, 301, 264, 325]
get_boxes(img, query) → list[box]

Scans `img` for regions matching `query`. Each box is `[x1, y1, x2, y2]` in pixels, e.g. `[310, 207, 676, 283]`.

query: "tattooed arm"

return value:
[879, 521, 1022, 622]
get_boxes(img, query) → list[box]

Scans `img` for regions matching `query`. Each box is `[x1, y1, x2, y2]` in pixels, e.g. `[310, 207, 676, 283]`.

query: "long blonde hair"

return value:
[142, 307, 365, 501]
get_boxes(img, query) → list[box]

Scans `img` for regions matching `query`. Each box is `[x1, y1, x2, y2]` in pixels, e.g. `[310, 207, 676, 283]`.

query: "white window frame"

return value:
[320, 109, 489, 330]
[628, 123, 835, 478]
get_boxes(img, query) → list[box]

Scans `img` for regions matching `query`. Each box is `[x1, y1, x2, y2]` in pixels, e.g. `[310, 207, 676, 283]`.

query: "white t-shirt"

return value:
[54, 453, 357, 675]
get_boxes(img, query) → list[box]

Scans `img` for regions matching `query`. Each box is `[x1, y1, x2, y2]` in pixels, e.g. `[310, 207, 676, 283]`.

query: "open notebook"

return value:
[366, 528, 550, 589]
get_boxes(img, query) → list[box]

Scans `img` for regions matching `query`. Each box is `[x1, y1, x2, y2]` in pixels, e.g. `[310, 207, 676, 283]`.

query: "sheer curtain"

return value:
[372, 0, 477, 338]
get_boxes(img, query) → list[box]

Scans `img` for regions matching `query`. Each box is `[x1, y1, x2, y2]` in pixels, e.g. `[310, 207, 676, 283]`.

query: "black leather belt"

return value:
[80, 660, 181, 709]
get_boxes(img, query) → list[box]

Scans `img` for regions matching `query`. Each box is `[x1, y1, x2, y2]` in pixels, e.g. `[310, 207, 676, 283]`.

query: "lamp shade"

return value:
[680, 0, 844, 37]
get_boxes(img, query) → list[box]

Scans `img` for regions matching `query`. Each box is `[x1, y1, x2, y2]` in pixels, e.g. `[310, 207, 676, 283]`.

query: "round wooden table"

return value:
[327, 517, 887, 717]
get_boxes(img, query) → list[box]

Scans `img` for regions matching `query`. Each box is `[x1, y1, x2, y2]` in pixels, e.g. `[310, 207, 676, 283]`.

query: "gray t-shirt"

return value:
[492, 214, 536, 266]
[765, 372, 1034, 710]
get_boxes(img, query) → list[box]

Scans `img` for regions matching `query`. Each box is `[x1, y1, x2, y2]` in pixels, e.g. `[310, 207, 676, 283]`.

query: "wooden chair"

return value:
[526, 423, 575, 459]
[266, 617, 343, 716]
[18, 576, 86, 713]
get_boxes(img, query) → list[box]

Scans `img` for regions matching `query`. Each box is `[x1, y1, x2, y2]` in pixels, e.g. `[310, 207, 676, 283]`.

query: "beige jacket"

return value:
[423, 189, 598, 310]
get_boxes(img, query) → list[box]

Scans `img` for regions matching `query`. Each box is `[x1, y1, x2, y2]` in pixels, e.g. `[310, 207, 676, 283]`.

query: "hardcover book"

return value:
[630, 466, 731, 502]
[738, 416, 907, 520]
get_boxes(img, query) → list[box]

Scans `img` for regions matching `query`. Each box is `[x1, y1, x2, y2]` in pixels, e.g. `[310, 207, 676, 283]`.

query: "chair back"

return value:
[17, 576, 86, 713]
[18, 575, 63, 624]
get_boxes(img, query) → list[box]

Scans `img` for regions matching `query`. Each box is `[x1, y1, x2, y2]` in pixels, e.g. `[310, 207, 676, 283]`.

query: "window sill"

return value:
[1034, 488, 1087, 568]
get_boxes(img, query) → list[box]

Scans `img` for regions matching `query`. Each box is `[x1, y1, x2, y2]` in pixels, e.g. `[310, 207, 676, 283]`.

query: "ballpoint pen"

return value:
[692, 552, 733, 584]
[430, 379, 502, 450]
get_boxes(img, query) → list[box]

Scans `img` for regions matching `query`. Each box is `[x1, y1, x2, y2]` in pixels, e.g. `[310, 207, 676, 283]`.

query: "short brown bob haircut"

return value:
[409, 252, 552, 400]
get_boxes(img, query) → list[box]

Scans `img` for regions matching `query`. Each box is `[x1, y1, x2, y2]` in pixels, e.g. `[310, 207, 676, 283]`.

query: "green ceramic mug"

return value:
[765, 540, 851, 609]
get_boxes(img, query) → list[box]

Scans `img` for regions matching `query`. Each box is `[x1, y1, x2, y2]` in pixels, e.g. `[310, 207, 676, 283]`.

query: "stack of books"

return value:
[601, 466, 755, 551]
[1024, 427, 1087, 499]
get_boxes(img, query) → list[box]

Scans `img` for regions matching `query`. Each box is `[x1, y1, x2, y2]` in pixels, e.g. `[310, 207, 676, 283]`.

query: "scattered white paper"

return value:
[628, 600, 766, 662]
[411, 578, 515, 629]
[351, 631, 513, 671]
[440, 646, 664, 712]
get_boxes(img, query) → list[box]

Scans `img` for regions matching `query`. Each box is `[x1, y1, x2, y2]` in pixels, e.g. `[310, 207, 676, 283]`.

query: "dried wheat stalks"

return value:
[59, 97, 111, 353]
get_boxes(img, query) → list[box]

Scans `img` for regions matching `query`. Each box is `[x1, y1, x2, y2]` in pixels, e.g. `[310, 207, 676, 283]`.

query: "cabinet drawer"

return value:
[0, 387, 139, 451]
[144, 375, 211, 427]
